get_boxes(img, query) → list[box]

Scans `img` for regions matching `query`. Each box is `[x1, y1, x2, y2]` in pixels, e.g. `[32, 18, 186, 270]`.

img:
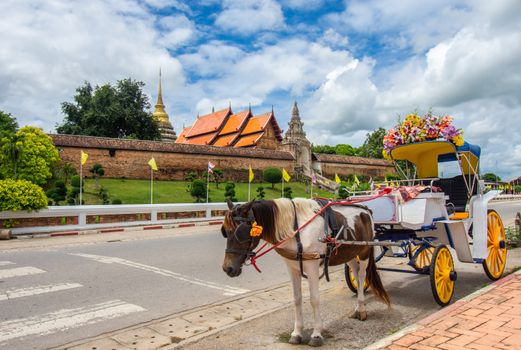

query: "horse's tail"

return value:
[367, 247, 391, 307]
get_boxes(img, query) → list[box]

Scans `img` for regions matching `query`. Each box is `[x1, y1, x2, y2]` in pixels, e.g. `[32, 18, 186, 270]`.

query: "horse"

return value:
[220, 198, 390, 347]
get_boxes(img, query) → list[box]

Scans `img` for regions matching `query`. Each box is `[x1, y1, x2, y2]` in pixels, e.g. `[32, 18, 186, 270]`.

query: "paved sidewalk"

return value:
[370, 270, 521, 350]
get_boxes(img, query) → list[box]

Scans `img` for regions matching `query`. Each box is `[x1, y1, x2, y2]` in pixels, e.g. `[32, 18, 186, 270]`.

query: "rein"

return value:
[247, 188, 393, 273]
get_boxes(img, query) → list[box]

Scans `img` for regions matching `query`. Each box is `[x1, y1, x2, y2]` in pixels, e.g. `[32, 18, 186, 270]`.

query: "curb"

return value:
[13, 220, 223, 240]
[56, 269, 342, 350]
[363, 268, 521, 350]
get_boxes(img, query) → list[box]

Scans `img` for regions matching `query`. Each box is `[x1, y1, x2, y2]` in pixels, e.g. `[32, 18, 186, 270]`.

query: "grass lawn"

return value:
[82, 178, 334, 205]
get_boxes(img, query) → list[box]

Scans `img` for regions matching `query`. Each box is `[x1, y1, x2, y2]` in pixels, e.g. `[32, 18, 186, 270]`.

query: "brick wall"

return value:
[52, 134, 294, 181]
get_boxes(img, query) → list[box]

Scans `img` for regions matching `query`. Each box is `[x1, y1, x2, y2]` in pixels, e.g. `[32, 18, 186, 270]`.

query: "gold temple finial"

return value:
[152, 68, 177, 141]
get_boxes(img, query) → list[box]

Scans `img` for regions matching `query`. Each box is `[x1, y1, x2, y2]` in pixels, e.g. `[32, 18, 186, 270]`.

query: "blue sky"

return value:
[1, 0, 521, 179]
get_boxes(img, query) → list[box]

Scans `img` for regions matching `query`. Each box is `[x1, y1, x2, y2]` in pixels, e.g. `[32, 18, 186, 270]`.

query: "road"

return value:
[0, 201, 519, 350]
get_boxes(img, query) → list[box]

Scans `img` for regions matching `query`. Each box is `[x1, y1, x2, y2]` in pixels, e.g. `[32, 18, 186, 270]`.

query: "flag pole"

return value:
[206, 167, 210, 203]
[150, 168, 153, 204]
[248, 180, 251, 201]
[79, 160, 83, 205]
[281, 175, 284, 197]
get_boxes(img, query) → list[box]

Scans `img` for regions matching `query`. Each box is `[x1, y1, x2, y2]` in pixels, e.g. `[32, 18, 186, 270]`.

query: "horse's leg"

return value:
[352, 258, 369, 321]
[286, 261, 303, 344]
[305, 260, 323, 347]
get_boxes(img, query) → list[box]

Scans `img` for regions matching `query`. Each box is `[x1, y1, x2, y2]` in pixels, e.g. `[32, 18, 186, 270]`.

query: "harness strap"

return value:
[290, 200, 308, 279]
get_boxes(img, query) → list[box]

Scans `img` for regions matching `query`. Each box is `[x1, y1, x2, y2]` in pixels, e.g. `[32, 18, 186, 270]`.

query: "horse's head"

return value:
[221, 199, 262, 277]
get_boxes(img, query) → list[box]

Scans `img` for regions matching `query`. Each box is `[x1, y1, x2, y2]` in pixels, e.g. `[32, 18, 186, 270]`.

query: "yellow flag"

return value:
[282, 168, 291, 182]
[335, 173, 341, 184]
[354, 174, 360, 186]
[148, 157, 158, 171]
[81, 150, 88, 165]
[249, 165, 254, 183]
[384, 176, 388, 183]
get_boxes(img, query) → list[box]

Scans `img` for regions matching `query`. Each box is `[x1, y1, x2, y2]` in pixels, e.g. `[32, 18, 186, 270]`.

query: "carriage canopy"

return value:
[390, 140, 480, 178]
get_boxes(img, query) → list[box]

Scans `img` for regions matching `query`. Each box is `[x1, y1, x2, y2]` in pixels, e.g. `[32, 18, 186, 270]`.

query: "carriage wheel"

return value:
[410, 243, 435, 271]
[344, 263, 369, 294]
[429, 245, 456, 306]
[483, 210, 507, 281]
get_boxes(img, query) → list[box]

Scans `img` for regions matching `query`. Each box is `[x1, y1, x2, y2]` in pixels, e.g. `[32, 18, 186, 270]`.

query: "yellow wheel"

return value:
[410, 244, 435, 271]
[344, 263, 369, 294]
[483, 210, 507, 280]
[429, 245, 456, 306]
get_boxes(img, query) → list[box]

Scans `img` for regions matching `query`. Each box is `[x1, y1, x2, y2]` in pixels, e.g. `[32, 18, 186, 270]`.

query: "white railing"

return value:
[0, 203, 232, 236]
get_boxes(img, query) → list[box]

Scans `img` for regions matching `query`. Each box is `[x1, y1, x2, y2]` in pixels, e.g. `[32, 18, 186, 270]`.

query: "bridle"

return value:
[224, 209, 260, 261]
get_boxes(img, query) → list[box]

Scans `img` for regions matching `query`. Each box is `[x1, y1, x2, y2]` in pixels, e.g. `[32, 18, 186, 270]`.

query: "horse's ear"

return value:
[226, 198, 234, 210]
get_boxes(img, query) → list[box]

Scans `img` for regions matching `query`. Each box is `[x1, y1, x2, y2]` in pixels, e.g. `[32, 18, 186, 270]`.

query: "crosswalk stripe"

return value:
[0, 261, 14, 267]
[0, 299, 145, 343]
[70, 253, 250, 296]
[0, 283, 83, 301]
[0, 267, 45, 279]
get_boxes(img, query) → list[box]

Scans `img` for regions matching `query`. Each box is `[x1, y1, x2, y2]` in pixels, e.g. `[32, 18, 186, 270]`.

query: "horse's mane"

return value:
[245, 198, 321, 244]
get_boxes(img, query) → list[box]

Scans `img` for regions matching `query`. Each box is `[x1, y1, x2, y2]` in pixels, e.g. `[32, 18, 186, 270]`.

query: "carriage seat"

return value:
[432, 175, 477, 213]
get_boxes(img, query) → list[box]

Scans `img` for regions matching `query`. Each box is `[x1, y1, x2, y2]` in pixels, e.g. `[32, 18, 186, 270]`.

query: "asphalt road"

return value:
[0, 201, 519, 350]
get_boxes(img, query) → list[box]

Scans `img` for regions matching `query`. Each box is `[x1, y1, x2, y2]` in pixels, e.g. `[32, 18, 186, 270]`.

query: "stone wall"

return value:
[313, 153, 395, 178]
[52, 134, 294, 182]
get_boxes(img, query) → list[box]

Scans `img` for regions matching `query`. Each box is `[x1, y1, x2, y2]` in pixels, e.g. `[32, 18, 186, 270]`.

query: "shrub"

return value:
[224, 182, 237, 202]
[98, 186, 110, 204]
[338, 185, 350, 199]
[112, 198, 122, 205]
[71, 175, 83, 188]
[191, 179, 207, 202]
[263, 167, 282, 189]
[283, 186, 293, 199]
[0, 179, 47, 211]
[256, 186, 265, 199]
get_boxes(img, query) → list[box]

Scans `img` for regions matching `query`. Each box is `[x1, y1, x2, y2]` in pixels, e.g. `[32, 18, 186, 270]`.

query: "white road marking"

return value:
[70, 253, 250, 296]
[0, 299, 145, 343]
[0, 261, 14, 266]
[0, 267, 45, 279]
[0, 283, 83, 301]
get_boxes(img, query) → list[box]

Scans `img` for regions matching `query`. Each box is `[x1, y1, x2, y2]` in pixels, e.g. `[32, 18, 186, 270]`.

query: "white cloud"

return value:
[0, 0, 184, 131]
[215, 0, 285, 34]
[157, 15, 197, 48]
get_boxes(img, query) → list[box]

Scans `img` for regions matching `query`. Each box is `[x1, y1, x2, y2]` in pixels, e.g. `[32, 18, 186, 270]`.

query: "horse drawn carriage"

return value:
[344, 139, 506, 306]
[220, 117, 506, 346]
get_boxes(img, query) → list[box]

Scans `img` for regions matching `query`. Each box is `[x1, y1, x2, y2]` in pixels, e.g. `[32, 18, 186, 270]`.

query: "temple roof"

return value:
[185, 107, 232, 138]
[176, 106, 282, 148]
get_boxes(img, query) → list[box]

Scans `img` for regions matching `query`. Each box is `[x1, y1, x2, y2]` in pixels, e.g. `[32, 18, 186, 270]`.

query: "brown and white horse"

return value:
[221, 198, 390, 347]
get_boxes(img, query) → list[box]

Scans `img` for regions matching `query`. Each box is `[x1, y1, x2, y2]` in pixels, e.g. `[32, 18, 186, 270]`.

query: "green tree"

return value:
[224, 182, 238, 202]
[0, 110, 18, 140]
[212, 168, 223, 188]
[67, 175, 83, 205]
[256, 186, 265, 199]
[335, 144, 357, 156]
[312, 145, 336, 154]
[263, 167, 282, 189]
[482, 173, 501, 182]
[89, 163, 105, 187]
[191, 179, 207, 203]
[283, 186, 293, 199]
[55, 162, 77, 185]
[357, 127, 386, 159]
[57, 79, 161, 140]
[46, 180, 67, 205]
[0, 126, 60, 185]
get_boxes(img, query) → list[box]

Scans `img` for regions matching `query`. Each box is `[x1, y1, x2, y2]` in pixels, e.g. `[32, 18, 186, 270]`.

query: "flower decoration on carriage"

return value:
[382, 113, 464, 159]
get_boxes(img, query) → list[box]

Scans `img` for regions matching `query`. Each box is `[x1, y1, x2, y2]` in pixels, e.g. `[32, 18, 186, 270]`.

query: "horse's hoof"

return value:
[308, 336, 324, 347]
[350, 310, 367, 321]
[288, 335, 302, 344]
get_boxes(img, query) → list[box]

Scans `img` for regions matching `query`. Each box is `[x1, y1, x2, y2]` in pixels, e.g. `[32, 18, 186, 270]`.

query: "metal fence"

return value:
[0, 203, 231, 236]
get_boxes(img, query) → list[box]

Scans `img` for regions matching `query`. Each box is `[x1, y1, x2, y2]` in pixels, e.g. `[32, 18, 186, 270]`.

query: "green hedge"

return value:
[0, 179, 48, 211]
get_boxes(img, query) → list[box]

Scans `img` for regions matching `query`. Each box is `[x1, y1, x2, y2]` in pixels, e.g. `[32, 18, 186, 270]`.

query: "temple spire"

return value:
[152, 68, 177, 141]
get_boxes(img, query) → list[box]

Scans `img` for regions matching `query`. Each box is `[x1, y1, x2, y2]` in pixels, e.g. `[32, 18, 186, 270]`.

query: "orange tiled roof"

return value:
[234, 132, 264, 148]
[213, 134, 237, 147]
[182, 132, 216, 145]
[176, 127, 191, 144]
[242, 113, 271, 136]
[185, 107, 231, 138]
[219, 110, 250, 136]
